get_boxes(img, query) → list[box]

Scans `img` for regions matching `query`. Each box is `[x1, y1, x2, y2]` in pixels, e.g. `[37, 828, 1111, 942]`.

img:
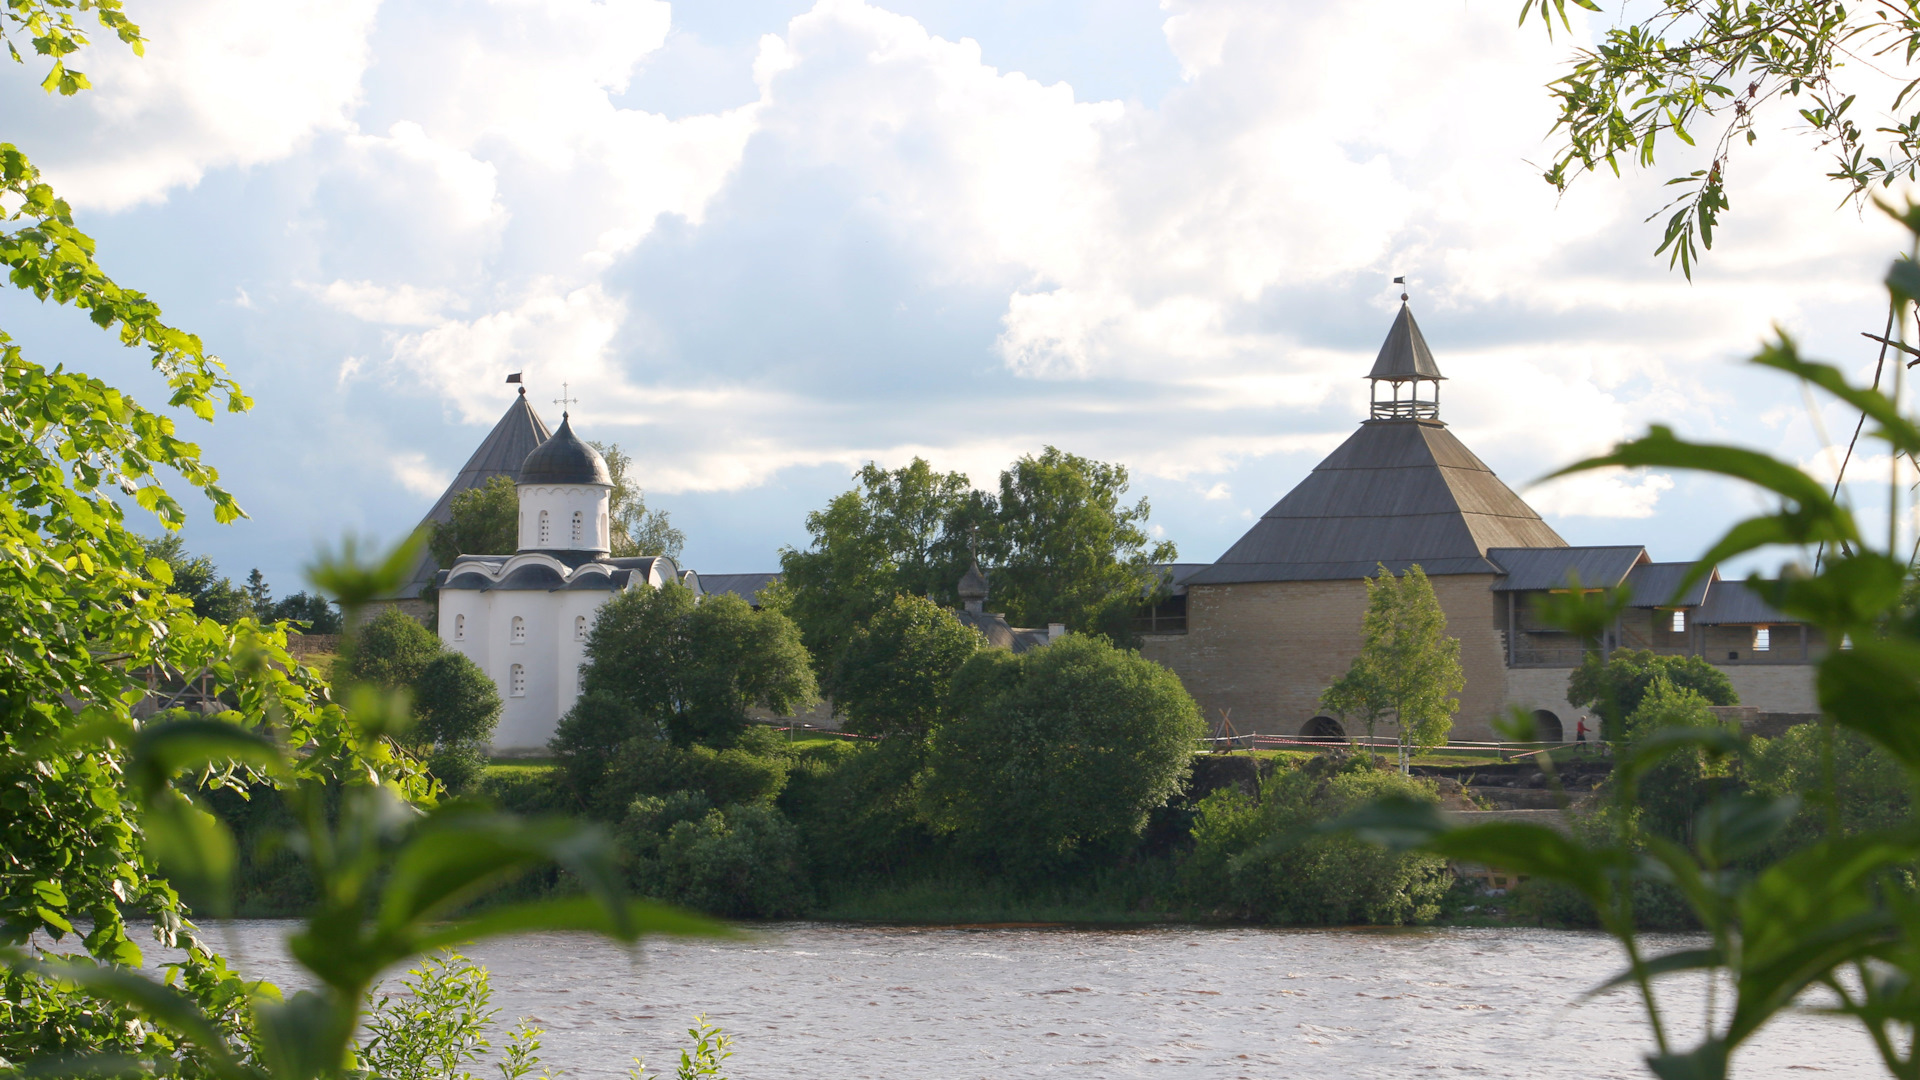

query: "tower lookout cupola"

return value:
[1367, 302, 1444, 421]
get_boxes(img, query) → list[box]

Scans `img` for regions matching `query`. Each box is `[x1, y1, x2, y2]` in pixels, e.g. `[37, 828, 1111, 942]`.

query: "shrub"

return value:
[779, 739, 934, 887]
[654, 803, 810, 918]
[1188, 758, 1450, 925]
[344, 607, 442, 690]
[1623, 677, 1742, 844]
[1569, 648, 1737, 742]
[920, 634, 1204, 874]
[411, 652, 502, 793]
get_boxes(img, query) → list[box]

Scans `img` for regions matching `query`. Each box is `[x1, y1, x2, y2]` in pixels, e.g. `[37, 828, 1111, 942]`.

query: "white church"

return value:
[432, 394, 696, 752]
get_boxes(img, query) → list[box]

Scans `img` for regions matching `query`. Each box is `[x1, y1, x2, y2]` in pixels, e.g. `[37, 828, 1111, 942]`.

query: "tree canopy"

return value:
[775, 458, 983, 683]
[1568, 646, 1738, 742]
[429, 475, 518, 569]
[919, 633, 1203, 874]
[139, 533, 250, 622]
[590, 439, 685, 559]
[832, 593, 982, 739]
[1320, 564, 1464, 765]
[555, 583, 816, 755]
[777, 450, 1174, 689]
[986, 446, 1176, 642]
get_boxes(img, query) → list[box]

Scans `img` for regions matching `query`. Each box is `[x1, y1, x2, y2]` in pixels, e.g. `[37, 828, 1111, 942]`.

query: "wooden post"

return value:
[1506, 591, 1516, 667]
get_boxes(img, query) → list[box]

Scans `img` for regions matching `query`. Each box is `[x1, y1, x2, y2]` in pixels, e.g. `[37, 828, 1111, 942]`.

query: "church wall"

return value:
[439, 582, 619, 755]
[1139, 573, 1509, 742]
[517, 484, 612, 552]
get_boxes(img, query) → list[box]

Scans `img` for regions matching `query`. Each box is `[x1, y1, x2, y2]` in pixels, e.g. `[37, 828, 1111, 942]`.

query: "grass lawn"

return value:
[485, 759, 558, 777]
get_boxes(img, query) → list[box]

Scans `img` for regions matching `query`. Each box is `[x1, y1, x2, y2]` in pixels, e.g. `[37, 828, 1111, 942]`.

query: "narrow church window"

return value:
[1670, 610, 1685, 633]
[574, 614, 587, 641]
[538, 510, 551, 545]
[512, 615, 526, 642]
[510, 663, 526, 697]
[572, 510, 584, 545]
[1753, 626, 1771, 652]
[454, 614, 466, 640]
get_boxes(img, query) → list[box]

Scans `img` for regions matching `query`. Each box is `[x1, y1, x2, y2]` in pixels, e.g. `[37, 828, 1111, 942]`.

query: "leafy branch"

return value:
[1523, 0, 1920, 275]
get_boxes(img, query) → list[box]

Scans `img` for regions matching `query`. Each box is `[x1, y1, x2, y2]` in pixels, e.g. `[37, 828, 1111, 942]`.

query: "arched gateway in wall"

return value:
[1300, 715, 1345, 741]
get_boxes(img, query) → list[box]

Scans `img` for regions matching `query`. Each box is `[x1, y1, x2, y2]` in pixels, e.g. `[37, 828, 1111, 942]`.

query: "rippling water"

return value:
[173, 921, 1872, 1079]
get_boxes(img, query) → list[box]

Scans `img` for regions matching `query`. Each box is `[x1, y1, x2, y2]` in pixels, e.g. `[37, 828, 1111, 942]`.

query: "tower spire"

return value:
[1367, 284, 1445, 421]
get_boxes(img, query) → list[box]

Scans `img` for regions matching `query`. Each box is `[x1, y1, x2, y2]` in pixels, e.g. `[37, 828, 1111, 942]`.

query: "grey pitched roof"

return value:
[1369, 303, 1444, 380]
[1150, 563, 1212, 596]
[1186, 419, 1565, 585]
[1694, 580, 1796, 625]
[955, 609, 1051, 653]
[393, 391, 552, 599]
[1622, 561, 1717, 608]
[518, 414, 611, 486]
[1488, 546, 1647, 592]
[700, 572, 780, 608]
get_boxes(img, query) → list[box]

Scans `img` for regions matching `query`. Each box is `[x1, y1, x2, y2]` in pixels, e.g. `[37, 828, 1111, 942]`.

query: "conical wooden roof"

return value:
[393, 391, 553, 599]
[1369, 303, 1444, 380]
[1185, 419, 1565, 584]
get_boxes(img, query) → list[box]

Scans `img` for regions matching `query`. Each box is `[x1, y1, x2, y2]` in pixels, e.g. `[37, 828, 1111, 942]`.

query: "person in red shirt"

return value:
[1575, 716, 1589, 752]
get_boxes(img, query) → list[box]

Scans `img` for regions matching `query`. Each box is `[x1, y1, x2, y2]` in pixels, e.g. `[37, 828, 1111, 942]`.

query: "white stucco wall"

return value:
[438, 568, 625, 754]
[516, 483, 611, 552]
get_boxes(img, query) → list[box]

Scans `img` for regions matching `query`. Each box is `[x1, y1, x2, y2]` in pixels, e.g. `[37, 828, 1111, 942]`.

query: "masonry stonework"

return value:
[1141, 572, 1510, 741]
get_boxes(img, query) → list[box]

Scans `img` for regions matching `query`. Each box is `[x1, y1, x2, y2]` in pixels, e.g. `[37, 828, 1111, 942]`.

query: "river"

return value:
[173, 921, 1871, 1079]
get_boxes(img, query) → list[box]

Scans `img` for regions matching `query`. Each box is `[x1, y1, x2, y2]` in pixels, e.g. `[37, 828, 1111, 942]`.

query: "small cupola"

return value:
[518, 413, 612, 486]
[958, 560, 989, 614]
[1367, 301, 1445, 421]
[515, 405, 613, 554]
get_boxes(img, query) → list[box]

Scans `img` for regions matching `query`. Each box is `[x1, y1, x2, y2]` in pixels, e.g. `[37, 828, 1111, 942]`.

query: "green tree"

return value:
[429, 475, 519, 569]
[245, 567, 271, 621]
[590, 440, 684, 559]
[1319, 564, 1464, 769]
[411, 652, 502, 792]
[554, 583, 816, 758]
[271, 590, 342, 634]
[832, 593, 982, 739]
[1568, 647, 1738, 743]
[987, 446, 1176, 644]
[919, 634, 1203, 873]
[1522, 0, 1920, 274]
[140, 534, 251, 623]
[342, 607, 443, 691]
[776, 457, 982, 683]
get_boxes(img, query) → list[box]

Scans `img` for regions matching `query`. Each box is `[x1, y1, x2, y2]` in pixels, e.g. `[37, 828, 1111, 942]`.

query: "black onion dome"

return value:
[517, 414, 611, 486]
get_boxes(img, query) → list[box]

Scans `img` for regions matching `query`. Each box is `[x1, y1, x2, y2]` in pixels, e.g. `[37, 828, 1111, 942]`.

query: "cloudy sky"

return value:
[2, 0, 1913, 593]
